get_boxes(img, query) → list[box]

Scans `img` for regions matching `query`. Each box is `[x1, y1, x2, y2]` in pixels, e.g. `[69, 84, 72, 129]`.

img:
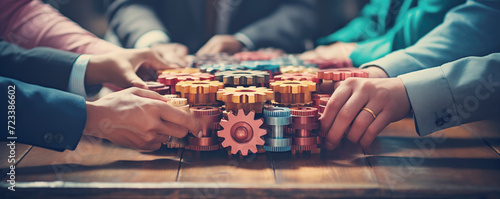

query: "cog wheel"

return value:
[289, 107, 320, 151]
[158, 68, 201, 75]
[318, 68, 368, 81]
[217, 86, 274, 114]
[215, 70, 270, 86]
[218, 109, 267, 156]
[164, 98, 190, 148]
[175, 80, 224, 106]
[312, 94, 331, 108]
[146, 81, 170, 95]
[158, 73, 215, 94]
[304, 58, 352, 69]
[269, 80, 316, 105]
[186, 106, 222, 151]
[263, 107, 292, 152]
[273, 73, 319, 83]
[199, 63, 244, 74]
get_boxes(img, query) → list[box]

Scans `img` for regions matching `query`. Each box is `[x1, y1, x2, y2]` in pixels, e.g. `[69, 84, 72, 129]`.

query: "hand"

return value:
[320, 78, 411, 150]
[86, 48, 173, 89]
[197, 35, 243, 55]
[300, 42, 356, 61]
[84, 88, 202, 151]
[150, 43, 189, 67]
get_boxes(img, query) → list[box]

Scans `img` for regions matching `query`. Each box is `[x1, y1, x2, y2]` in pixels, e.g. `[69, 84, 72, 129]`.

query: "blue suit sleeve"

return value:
[399, 53, 500, 136]
[362, 0, 500, 77]
[0, 77, 87, 151]
[0, 41, 80, 92]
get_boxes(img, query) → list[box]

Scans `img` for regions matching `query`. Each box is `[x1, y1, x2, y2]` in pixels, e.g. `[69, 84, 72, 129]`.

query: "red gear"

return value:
[186, 106, 222, 151]
[218, 109, 267, 156]
[318, 68, 369, 81]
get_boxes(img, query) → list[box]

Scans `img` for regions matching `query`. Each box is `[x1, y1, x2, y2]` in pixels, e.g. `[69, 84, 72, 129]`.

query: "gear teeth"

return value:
[263, 145, 291, 152]
[263, 107, 291, 118]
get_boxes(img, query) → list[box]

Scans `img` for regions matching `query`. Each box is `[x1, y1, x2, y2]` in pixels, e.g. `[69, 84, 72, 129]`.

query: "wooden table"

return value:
[1, 117, 500, 198]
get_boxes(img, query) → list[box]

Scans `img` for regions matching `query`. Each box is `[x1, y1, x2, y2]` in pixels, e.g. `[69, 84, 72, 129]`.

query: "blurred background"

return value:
[45, 0, 369, 41]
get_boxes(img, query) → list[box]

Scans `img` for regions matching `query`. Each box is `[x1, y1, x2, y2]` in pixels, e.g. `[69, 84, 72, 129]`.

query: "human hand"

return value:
[363, 66, 389, 78]
[299, 42, 356, 61]
[86, 48, 173, 89]
[197, 35, 243, 55]
[84, 88, 202, 151]
[150, 43, 189, 67]
[320, 77, 411, 150]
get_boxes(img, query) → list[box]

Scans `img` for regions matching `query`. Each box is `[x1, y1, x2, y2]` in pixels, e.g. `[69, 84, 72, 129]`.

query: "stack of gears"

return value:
[217, 86, 274, 114]
[215, 70, 270, 87]
[270, 80, 316, 107]
[186, 106, 222, 151]
[290, 107, 321, 153]
[175, 80, 224, 106]
[146, 51, 371, 156]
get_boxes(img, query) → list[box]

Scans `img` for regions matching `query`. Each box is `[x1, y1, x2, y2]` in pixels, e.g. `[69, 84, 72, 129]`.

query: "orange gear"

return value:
[218, 109, 267, 156]
[318, 68, 368, 81]
[158, 68, 201, 75]
[217, 86, 273, 114]
[269, 80, 316, 106]
[175, 80, 224, 106]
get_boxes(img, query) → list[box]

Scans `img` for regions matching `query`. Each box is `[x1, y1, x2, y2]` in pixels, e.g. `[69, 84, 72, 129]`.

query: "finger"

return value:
[345, 102, 382, 144]
[196, 43, 212, 55]
[131, 88, 170, 103]
[319, 83, 352, 135]
[174, 44, 189, 56]
[360, 111, 390, 149]
[120, 67, 148, 89]
[157, 121, 189, 138]
[136, 142, 163, 152]
[158, 103, 202, 134]
[324, 92, 368, 150]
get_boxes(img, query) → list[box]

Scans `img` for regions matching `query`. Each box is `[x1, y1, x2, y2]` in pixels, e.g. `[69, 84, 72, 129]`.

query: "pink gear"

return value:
[218, 109, 267, 156]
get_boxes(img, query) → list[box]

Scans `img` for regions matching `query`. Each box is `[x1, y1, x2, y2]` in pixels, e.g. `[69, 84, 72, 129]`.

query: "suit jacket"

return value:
[0, 41, 86, 151]
[106, 0, 318, 53]
[362, 0, 500, 136]
[0, 0, 122, 54]
[318, 0, 464, 67]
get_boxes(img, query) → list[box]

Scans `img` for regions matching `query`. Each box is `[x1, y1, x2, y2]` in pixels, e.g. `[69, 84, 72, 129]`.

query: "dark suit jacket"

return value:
[107, 0, 318, 53]
[0, 41, 86, 151]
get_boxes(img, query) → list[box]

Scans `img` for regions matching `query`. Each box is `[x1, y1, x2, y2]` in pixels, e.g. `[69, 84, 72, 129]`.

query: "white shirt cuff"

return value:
[69, 54, 92, 98]
[134, 30, 170, 48]
[234, 32, 255, 50]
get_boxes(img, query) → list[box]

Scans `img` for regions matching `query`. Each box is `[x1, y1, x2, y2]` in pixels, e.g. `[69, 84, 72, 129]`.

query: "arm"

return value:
[362, 0, 500, 77]
[0, 77, 86, 151]
[0, 0, 122, 54]
[107, 0, 168, 48]
[316, 0, 386, 45]
[237, 0, 318, 53]
[0, 41, 79, 92]
[399, 53, 500, 136]
[350, 0, 465, 67]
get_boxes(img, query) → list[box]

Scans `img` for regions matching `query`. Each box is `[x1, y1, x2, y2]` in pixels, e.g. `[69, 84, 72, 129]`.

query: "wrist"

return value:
[83, 101, 101, 137]
[363, 66, 389, 78]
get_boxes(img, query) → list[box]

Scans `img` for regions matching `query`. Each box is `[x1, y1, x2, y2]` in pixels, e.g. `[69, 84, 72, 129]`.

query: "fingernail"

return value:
[197, 131, 203, 138]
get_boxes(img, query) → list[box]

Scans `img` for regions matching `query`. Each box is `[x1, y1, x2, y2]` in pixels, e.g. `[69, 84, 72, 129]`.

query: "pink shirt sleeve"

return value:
[0, 0, 123, 54]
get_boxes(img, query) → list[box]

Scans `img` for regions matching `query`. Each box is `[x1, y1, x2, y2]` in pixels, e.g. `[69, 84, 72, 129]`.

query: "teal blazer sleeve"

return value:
[0, 77, 86, 151]
[398, 53, 500, 136]
[362, 0, 500, 77]
[317, 0, 389, 45]
[350, 0, 464, 67]
[0, 41, 80, 92]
